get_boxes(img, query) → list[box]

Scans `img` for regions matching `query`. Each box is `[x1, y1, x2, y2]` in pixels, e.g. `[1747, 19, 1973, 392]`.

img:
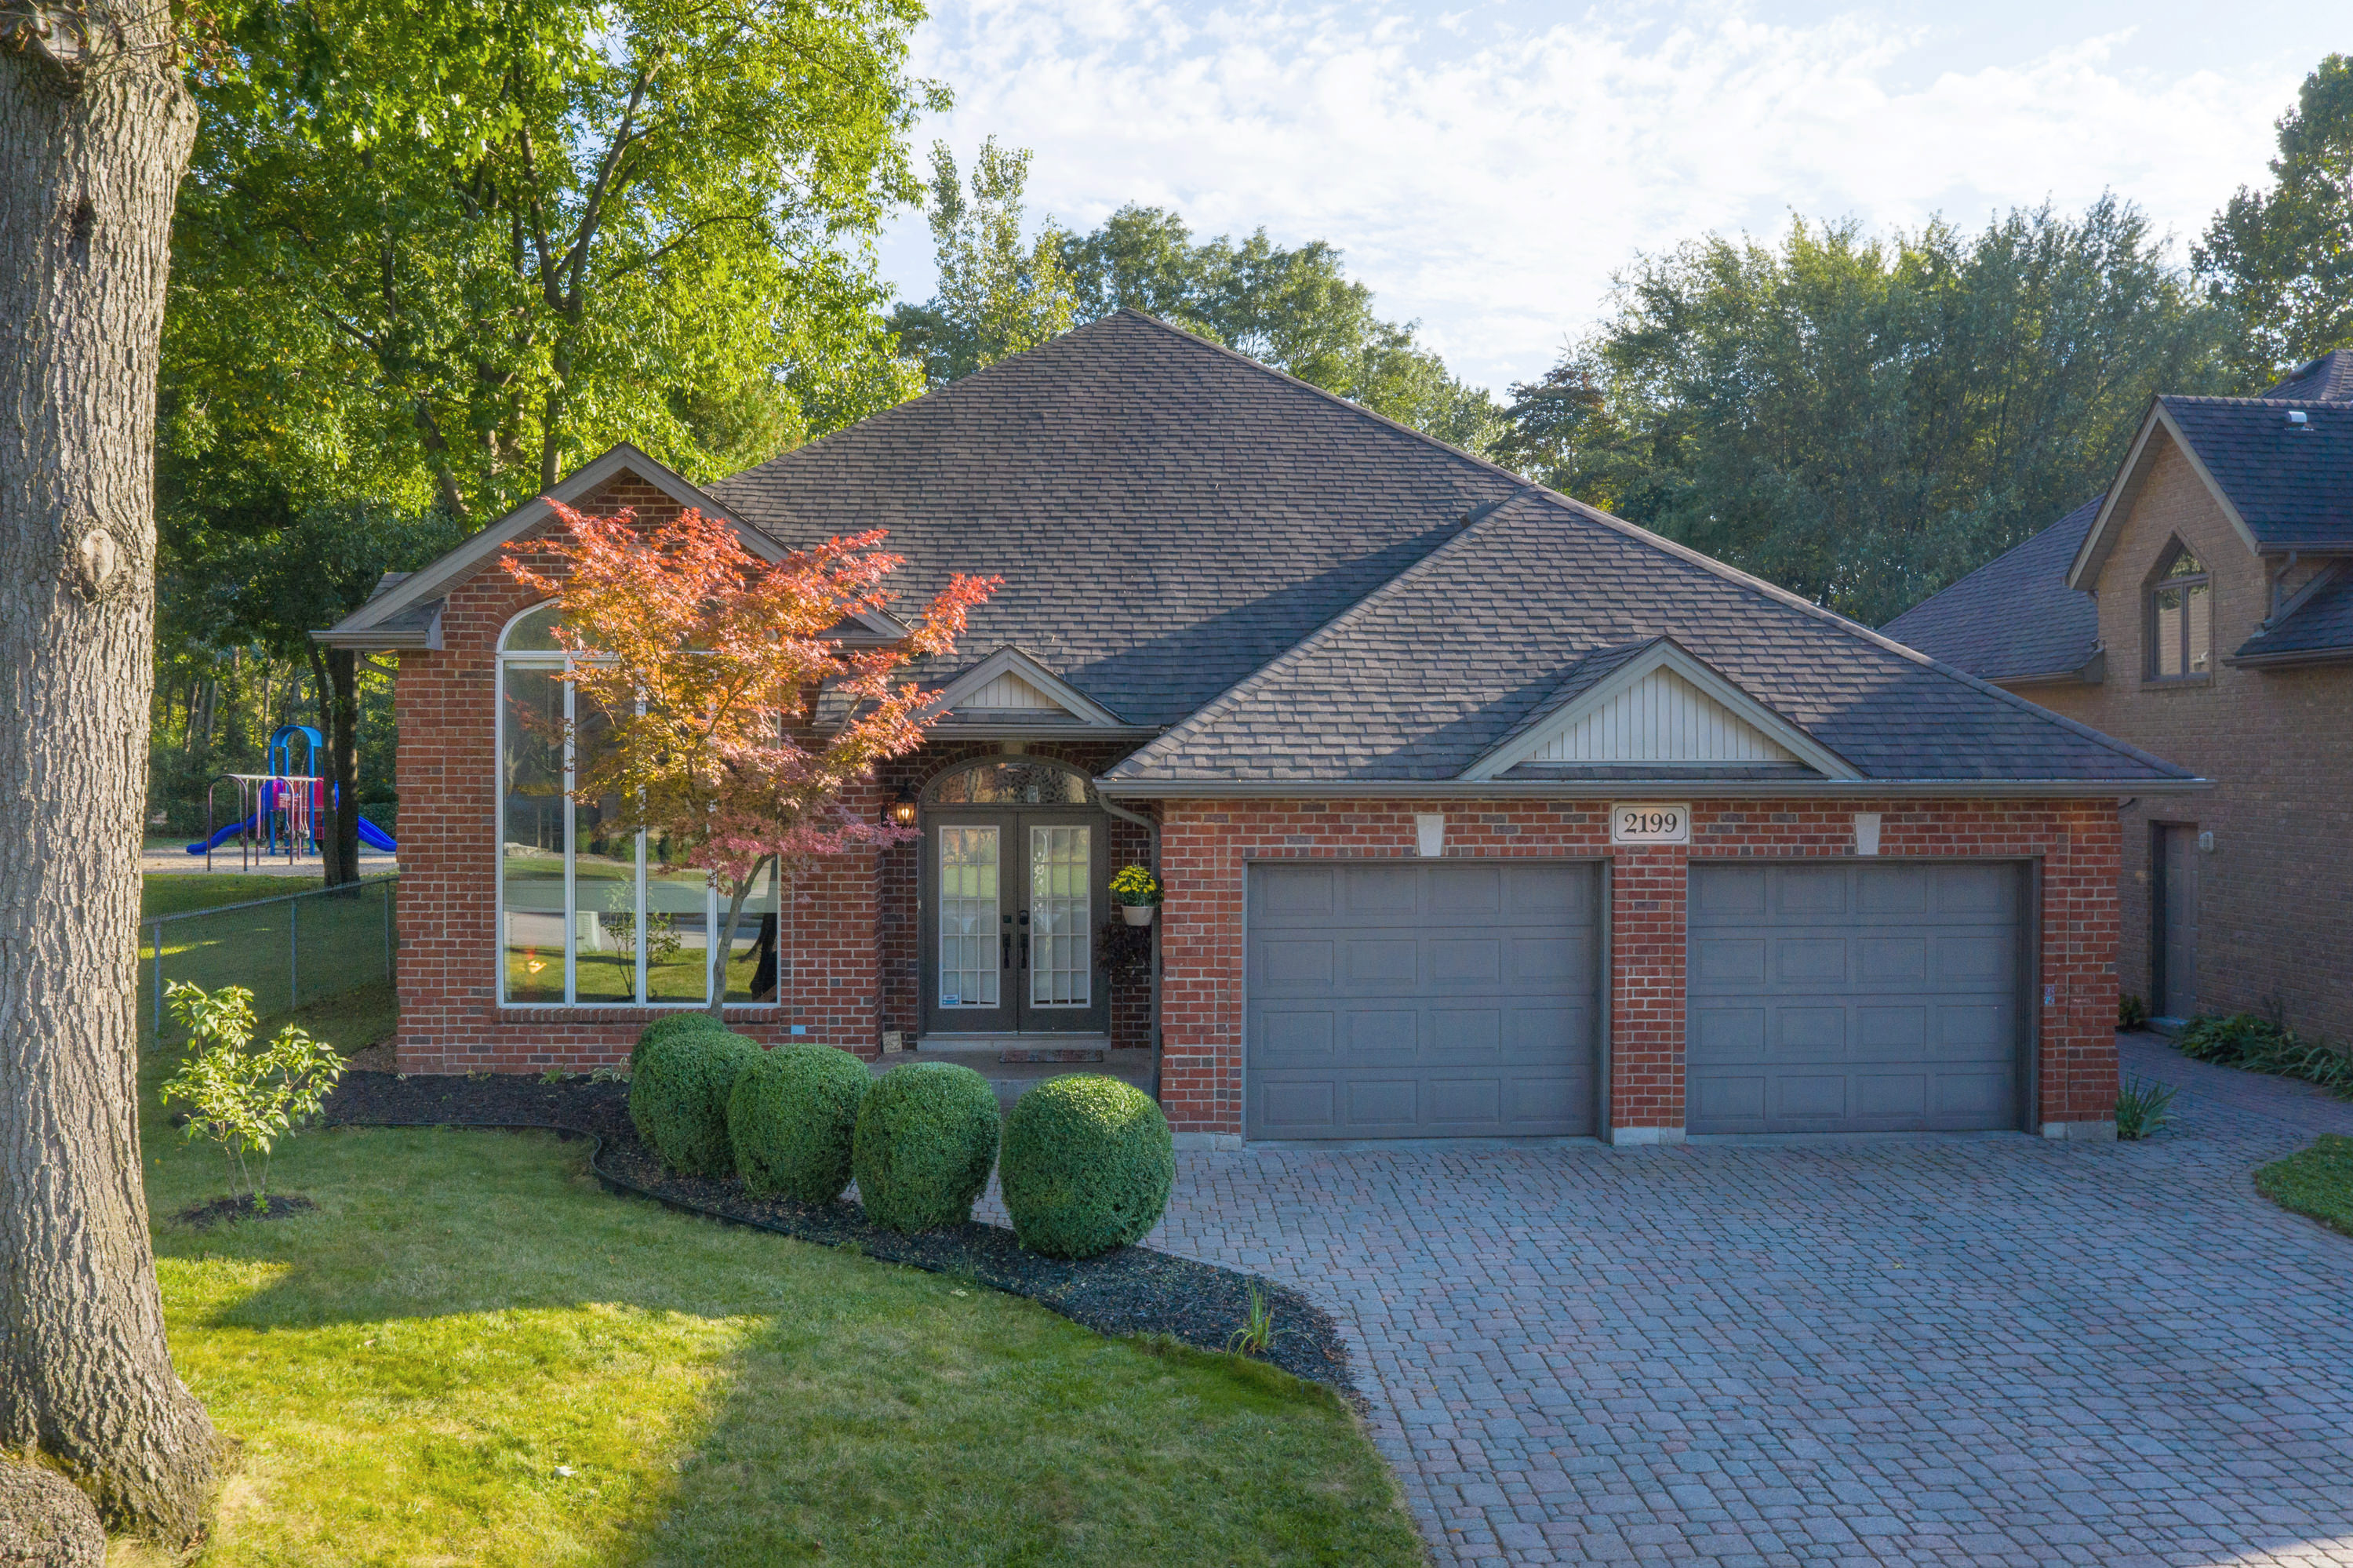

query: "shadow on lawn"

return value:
[152, 1125, 1424, 1567]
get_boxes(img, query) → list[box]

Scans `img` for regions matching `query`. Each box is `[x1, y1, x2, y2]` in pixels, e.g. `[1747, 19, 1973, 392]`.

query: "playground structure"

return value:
[189, 724, 398, 869]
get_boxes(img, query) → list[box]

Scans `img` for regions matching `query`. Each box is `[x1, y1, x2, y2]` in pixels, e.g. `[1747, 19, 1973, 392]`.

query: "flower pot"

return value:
[1120, 904, 1156, 926]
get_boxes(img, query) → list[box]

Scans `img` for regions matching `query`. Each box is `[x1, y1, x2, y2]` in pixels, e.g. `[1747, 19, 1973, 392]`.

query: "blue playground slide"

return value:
[185, 814, 398, 855]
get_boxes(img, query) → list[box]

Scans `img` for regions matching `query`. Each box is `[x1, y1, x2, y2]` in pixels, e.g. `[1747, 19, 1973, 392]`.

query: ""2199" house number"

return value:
[1610, 802, 1690, 845]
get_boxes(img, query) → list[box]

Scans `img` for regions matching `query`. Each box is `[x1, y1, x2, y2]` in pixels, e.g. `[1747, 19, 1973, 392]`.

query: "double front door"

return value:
[922, 807, 1110, 1035]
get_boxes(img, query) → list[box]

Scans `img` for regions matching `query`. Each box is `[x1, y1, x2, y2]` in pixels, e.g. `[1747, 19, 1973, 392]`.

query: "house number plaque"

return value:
[1610, 803, 1690, 846]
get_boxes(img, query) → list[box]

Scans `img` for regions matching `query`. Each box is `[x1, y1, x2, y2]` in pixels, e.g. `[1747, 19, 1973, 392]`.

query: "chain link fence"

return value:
[140, 876, 398, 1046]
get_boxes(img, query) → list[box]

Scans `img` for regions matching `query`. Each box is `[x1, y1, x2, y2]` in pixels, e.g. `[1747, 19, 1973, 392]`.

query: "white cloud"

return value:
[884, 2, 2316, 391]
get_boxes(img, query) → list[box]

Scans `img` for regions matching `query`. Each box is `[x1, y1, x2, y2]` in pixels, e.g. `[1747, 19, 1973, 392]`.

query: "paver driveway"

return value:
[1144, 1037, 2353, 1566]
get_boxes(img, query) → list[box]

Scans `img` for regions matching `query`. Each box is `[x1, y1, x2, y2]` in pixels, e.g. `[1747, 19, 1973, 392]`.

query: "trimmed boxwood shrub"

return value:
[852, 1062, 1000, 1233]
[1000, 1075, 1174, 1258]
[631, 1010, 728, 1073]
[629, 1028, 763, 1177]
[729, 1044, 871, 1203]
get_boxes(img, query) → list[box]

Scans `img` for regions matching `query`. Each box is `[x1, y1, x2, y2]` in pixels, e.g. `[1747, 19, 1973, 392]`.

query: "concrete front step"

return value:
[871, 1039, 1155, 1110]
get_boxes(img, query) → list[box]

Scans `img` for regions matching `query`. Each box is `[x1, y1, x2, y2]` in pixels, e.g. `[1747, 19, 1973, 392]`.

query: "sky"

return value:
[875, 1, 2349, 394]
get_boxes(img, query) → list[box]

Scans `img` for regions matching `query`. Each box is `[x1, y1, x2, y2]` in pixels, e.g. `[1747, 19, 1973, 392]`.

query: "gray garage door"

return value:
[1686, 862, 2028, 1134]
[1246, 861, 1600, 1140]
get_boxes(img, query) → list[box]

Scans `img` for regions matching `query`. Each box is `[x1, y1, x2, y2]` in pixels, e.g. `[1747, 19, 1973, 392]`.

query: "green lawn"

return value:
[2255, 1135, 2353, 1240]
[117, 988, 1419, 1566]
[144, 873, 319, 919]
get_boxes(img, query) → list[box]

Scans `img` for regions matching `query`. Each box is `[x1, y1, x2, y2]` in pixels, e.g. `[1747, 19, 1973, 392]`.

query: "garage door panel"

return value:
[1248, 861, 1599, 1140]
[1429, 937, 1501, 983]
[1689, 862, 2024, 1134]
[1690, 1006, 1766, 1060]
[1427, 1009, 1502, 1059]
[1694, 937, 1768, 984]
[1257, 1009, 1337, 1064]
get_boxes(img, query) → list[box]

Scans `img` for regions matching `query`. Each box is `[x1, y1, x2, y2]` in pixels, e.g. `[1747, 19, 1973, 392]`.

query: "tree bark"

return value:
[0, 1, 213, 1545]
[307, 643, 361, 886]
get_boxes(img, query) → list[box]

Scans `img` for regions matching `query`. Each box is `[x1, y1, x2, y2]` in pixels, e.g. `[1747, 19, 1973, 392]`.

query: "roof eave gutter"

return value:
[2223, 646, 2353, 671]
[1095, 777, 2211, 800]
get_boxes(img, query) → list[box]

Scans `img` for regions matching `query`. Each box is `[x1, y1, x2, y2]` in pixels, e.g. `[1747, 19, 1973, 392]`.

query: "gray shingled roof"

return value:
[2260, 349, 2353, 404]
[1880, 500, 2102, 681]
[1106, 490, 2192, 786]
[706, 311, 1520, 726]
[2162, 395, 2353, 550]
[2235, 562, 2353, 663]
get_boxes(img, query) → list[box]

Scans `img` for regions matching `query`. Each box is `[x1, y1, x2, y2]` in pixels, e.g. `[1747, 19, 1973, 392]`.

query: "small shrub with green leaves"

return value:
[630, 1010, 729, 1073]
[2115, 1075, 2178, 1141]
[158, 981, 345, 1209]
[729, 1044, 871, 1203]
[852, 1062, 1000, 1232]
[2118, 993, 2149, 1031]
[1000, 1074, 1174, 1258]
[629, 1028, 763, 1176]
[2177, 1013, 2353, 1097]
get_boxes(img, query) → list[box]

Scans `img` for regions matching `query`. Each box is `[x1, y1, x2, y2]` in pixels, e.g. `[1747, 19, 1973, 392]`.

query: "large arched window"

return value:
[496, 602, 778, 1008]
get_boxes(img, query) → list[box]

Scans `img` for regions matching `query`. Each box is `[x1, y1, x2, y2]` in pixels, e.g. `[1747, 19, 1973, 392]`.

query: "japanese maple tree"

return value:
[504, 503, 995, 1007]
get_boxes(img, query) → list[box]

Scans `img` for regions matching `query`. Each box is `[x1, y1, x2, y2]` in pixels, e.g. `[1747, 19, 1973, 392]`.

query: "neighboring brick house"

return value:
[1886, 351, 2353, 1042]
[322, 311, 2199, 1144]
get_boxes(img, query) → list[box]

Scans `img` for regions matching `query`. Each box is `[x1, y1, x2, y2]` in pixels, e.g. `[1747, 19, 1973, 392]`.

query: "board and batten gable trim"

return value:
[1457, 637, 1860, 783]
[925, 646, 1128, 726]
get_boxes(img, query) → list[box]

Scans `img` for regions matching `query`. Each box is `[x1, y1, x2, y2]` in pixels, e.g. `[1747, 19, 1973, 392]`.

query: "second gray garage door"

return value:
[1687, 861, 2028, 1134]
[1246, 860, 1599, 1140]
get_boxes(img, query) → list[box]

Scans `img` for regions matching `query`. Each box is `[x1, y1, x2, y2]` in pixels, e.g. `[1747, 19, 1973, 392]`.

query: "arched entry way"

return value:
[918, 758, 1111, 1037]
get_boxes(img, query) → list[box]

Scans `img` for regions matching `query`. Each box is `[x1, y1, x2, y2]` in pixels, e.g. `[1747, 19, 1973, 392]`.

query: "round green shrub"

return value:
[629, 1028, 763, 1177]
[631, 1010, 729, 1074]
[999, 1075, 1174, 1259]
[729, 1044, 872, 1204]
[852, 1062, 1001, 1233]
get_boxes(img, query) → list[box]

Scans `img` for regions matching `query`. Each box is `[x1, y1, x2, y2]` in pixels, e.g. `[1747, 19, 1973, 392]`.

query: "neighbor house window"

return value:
[2148, 544, 2211, 681]
[497, 602, 779, 1006]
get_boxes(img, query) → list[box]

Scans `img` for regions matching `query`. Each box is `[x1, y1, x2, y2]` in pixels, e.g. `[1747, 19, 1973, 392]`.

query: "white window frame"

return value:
[494, 601, 779, 1009]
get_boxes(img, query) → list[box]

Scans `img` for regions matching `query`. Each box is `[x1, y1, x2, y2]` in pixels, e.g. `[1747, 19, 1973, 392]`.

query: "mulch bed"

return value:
[322, 1071, 1356, 1397]
[173, 1193, 318, 1228]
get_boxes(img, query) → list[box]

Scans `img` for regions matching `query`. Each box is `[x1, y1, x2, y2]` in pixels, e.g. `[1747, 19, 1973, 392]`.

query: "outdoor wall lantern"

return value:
[887, 785, 918, 828]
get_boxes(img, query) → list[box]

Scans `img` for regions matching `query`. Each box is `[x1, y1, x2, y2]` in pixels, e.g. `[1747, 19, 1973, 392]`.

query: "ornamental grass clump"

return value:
[1001, 1075, 1174, 1259]
[729, 1044, 871, 1203]
[852, 1062, 1000, 1232]
[630, 1010, 729, 1074]
[630, 1028, 763, 1177]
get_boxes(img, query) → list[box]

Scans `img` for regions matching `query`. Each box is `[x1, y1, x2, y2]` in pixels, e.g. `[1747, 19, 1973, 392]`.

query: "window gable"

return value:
[2145, 540, 2213, 682]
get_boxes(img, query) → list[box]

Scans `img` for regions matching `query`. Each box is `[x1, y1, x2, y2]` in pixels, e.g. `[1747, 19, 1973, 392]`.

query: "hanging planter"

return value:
[1111, 864, 1162, 926]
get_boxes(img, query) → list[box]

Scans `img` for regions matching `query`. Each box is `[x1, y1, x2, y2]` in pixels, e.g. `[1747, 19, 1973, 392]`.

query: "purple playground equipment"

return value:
[188, 724, 396, 868]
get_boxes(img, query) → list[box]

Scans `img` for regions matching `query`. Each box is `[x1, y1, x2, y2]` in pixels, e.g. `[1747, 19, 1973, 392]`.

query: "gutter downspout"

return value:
[1098, 795, 1162, 1100]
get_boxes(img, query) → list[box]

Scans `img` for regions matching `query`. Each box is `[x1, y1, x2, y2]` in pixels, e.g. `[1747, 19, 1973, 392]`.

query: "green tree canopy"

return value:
[888, 138, 1078, 383]
[894, 176, 1500, 451]
[169, 0, 940, 528]
[1497, 197, 2231, 624]
[2195, 53, 2353, 384]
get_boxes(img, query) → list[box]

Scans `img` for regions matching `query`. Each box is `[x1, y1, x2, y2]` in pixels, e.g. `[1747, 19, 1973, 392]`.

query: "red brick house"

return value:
[321, 311, 2199, 1144]
[1886, 352, 2353, 1042]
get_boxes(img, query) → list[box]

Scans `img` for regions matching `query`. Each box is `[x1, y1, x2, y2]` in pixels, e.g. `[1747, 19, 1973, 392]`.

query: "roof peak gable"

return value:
[1459, 636, 1860, 782]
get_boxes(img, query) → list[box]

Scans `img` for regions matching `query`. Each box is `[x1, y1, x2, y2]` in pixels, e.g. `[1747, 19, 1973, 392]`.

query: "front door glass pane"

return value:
[645, 830, 711, 1003]
[500, 664, 566, 1002]
[939, 827, 1000, 1008]
[1030, 825, 1090, 1006]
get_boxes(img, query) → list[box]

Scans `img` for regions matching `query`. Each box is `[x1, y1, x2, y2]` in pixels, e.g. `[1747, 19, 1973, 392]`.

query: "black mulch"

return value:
[323, 1071, 1356, 1398]
[173, 1193, 317, 1228]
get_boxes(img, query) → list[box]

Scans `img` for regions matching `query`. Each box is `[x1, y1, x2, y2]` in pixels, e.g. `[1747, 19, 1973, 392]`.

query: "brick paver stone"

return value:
[984, 1035, 2353, 1565]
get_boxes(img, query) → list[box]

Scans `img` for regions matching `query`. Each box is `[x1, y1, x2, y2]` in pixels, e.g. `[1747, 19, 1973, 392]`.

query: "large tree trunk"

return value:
[0, 3, 213, 1546]
[307, 643, 362, 886]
